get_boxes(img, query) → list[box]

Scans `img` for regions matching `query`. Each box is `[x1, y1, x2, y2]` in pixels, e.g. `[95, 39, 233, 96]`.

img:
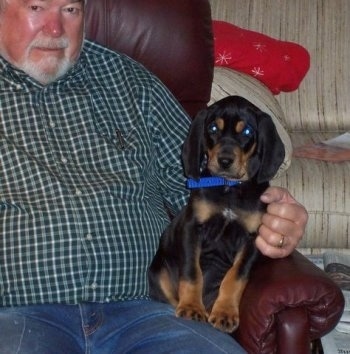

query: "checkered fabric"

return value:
[0, 40, 190, 306]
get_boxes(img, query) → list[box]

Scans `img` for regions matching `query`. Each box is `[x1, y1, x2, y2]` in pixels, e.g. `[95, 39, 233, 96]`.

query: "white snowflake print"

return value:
[252, 67, 264, 77]
[253, 42, 267, 53]
[216, 51, 232, 65]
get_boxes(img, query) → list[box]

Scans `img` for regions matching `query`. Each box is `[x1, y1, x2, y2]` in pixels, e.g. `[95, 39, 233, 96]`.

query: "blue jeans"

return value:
[0, 299, 246, 354]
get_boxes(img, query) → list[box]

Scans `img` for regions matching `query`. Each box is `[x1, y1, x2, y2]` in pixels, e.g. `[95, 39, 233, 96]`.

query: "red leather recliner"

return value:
[85, 1, 344, 353]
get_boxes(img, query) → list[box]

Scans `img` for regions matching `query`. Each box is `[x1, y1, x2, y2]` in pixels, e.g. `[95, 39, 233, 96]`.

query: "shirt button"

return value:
[49, 121, 56, 128]
[90, 282, 98, 290]
[75, 189, 82, 196]
[86, 233, 93, 241]
[61, 157, 68, 164]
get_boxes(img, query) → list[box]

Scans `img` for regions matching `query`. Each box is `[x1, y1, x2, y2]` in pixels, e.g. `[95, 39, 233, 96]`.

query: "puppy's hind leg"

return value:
[176, 246, 208, 322]
[158, 268, 179, 307]
[148, 254, 178, 306]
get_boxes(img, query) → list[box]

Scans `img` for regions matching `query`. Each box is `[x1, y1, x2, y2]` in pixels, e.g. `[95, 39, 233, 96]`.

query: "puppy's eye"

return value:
[208, 122, 219, 135]
[242, 124, 254, 138]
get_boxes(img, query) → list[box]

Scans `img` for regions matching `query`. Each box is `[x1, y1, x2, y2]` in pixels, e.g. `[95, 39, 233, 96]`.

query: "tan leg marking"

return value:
[208, 251, 248, 332]
[175, 248, 207, 322]
[159, 269, 178, 307]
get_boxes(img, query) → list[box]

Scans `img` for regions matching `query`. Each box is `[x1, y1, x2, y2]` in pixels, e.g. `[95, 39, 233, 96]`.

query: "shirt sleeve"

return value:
[148, 78, 192, 217]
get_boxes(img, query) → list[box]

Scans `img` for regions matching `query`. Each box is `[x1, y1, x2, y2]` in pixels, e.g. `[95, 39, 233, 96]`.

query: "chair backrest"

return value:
[85, 0, 214, 118]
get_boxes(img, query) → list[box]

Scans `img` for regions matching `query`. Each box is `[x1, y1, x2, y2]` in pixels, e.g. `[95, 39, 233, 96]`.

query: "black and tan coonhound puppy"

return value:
[148, 95, 285, 333]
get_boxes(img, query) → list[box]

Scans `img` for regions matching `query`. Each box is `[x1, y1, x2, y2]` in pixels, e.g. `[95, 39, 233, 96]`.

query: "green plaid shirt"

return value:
[0, 40, 190, 307]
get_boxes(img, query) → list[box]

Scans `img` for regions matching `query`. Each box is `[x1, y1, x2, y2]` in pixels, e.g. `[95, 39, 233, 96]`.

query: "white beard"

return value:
[0, 36, 80, 85]
[20, 55, 74, 84]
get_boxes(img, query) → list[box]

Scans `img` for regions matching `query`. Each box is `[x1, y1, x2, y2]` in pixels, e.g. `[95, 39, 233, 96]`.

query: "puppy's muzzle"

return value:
[217, 142, 237, 170]
[218, 156, 234, 169]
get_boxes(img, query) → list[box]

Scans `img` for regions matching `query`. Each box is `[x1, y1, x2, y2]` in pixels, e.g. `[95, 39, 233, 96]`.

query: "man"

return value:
[0, 0, 308, 353]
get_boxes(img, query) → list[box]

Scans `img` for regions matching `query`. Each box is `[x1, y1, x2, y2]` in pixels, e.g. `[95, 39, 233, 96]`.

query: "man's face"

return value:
[0, 0, 85, 84]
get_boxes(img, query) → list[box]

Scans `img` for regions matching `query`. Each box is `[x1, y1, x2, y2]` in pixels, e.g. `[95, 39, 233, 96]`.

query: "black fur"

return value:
[148, 96, 285, 332]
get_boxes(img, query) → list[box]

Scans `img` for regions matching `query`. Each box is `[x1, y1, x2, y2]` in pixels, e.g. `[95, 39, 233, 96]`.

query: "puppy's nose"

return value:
[218, 157, 233, 169]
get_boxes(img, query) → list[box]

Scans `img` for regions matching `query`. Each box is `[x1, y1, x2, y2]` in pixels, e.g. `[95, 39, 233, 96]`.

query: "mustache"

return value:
[30, 37, 69, 49]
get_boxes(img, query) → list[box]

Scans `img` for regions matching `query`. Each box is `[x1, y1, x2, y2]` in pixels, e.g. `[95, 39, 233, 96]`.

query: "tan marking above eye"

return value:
[235, 121, 245, 134]
[215, 117, 225, 130]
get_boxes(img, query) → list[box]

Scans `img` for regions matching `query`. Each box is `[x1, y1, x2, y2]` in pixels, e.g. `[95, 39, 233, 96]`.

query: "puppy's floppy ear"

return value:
[249, 113, 285, 183]
[182, 109, 208, 179]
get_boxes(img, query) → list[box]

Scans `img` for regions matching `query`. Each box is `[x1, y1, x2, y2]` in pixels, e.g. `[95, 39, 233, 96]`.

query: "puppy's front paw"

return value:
[176, 303, 208, 322]
[208, 306, 239, 333]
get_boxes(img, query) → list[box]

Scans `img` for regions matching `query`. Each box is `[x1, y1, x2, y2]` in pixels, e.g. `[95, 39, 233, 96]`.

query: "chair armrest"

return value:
[235, 251, 345, 354]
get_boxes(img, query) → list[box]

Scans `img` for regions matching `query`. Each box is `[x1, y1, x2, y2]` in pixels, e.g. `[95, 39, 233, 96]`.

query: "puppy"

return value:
[148, 95, 285, 333]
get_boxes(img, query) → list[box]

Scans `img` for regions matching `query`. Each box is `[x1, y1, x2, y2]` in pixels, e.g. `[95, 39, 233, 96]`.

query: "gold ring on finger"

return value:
[277, 235, 285, 248]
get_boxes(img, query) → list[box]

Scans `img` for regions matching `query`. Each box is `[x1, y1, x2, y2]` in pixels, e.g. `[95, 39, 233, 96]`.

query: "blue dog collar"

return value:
[186, 177, 242, 189]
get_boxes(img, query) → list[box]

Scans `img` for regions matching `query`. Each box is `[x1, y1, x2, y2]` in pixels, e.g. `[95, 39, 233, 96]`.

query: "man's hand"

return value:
[256, 186, 308, 258]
